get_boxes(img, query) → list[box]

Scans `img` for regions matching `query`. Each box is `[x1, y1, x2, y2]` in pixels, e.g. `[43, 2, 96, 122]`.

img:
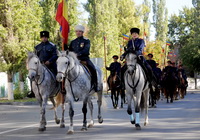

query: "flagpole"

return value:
[103, 36, 108, 94]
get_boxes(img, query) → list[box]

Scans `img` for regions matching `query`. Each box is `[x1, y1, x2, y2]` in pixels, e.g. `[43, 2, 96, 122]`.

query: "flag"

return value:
[166, 41, 171, 46]
[122, 34, 129, 41]
[56, 0, 69, 44]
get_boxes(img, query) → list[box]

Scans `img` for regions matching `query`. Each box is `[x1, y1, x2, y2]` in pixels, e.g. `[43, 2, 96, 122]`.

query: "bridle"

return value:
[57, 56, 80, 82]
[57, 56, 80, 102]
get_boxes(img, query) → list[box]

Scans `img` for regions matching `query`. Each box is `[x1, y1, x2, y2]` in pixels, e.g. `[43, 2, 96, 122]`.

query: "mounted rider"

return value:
[120, 28, 157, 87]
[34, 31, 58, 75]
[28, 31, 58, 98]
[67, 25, 99, 92]
[178, 64, 188, 85]
[106, 55, 121, 90]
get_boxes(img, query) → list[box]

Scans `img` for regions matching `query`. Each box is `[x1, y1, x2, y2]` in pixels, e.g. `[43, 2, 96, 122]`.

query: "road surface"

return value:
[0, 90, 199, 140]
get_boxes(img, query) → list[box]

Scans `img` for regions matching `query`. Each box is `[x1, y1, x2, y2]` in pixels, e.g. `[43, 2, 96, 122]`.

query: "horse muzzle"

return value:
[56, 73, 64, 82]
[28, 72, 36, 81]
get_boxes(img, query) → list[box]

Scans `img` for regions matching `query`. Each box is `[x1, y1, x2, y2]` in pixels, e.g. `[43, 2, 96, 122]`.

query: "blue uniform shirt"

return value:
[106, 62, 121, 75]
[35, 41, 58, 63]
[69, 36, 90, 61]
[126, 38, 145, 56]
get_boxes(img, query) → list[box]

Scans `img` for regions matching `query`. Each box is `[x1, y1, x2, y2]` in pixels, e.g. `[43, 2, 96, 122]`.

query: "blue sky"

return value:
[78, 0, 194, 40]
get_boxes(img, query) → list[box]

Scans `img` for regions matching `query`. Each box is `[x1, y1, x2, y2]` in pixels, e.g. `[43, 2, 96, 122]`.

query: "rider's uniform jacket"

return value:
[146, 60, 156, 70]
[68, 36, 90, 61]
[106, 62, 121, 76]
[122, 38, 145, 57]
[35, 41, 58, 64]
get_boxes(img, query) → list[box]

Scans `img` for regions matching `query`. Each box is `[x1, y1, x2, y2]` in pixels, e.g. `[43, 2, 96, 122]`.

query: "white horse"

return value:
[56, 51, 104, 134]
[27, 52, 63, 131]
[124, 52, 150, 130]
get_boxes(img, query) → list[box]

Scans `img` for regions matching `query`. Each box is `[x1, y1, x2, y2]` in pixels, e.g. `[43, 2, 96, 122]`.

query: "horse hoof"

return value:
[135, 124, 141, 130]
[98, 118, 103, 124]
[144, 122, 148, 126]
[60, 124, 65, 128]
[131, 120, 135, 124]
[55, 119, 60, 124]
[67, 130, 74, 135]
[38, 127, 46, 131]
[88, 124, 94, 128]
[81, 127, 87, 131]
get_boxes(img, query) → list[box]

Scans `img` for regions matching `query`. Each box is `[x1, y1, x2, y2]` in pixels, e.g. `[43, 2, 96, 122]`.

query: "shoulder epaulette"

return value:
[49, 42, 55, 46]
[83, 37, 89, 40]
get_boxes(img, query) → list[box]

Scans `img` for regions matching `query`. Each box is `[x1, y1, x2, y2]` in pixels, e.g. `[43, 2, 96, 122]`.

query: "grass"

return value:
[0, 98, 37, 103]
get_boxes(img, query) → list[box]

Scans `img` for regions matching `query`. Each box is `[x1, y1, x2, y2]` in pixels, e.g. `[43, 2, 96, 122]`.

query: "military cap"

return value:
[112, 55, 119, 59]
[148, 53, 153, 58]
[130, 28, 140, 34]
[40, 31, 49, 38]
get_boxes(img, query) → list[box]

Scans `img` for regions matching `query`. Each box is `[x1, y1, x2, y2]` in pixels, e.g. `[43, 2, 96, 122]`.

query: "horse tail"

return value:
[55, 92, 63, 107]
[140, 92, 145, 113]
[49, 92, 63, 110]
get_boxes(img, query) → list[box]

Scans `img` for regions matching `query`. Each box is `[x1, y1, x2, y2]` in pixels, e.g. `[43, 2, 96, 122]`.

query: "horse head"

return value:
[125, 52, 137, 75]
[27, 52, 41, 81]
[56, 51, 78, 82]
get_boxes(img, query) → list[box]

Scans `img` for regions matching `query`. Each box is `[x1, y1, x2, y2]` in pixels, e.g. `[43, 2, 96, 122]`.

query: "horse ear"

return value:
[57, 50, 61, 56]
[66, 50, 69, 55]
[28, 51, 34, 57]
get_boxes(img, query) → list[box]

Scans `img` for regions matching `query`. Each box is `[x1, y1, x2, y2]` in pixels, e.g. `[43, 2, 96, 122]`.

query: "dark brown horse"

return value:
[108, 72, 121, 109]
[162, 70, 178, 103]
[177, 70, 187, 99]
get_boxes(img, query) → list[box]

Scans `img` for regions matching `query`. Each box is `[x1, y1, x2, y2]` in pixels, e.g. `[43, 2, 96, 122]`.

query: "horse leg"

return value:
[60, 94, 66, 128]
[87, 98, 94, 128]
[38, 94, 48, 131]
[111, 90, 115, 108]
[114, 90, 119, 108]
[144, 89, 150, 126]
[81, 98, 88, 131]
[126, 94, 135, 124]
[120, 90, 124, 108]
[116, 90, 120, 108]
[170, 89, 174, 103]
[135, 91, 142, 130]
[166, 89, 169, 103]
[97, 89, 103, 124]
[67, 99, 74, 134]
[49, 97, 60, 125]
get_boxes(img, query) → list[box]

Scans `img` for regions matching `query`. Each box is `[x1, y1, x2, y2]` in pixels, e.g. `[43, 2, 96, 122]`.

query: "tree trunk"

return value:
[19, 72, 24, 93]
[7, 71, 13, 100]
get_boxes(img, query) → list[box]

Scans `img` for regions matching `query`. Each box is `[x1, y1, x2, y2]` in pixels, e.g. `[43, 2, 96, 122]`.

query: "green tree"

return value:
[40, 0, 60, 45]
[152, 0, 168, 67]
[0, 0, 42, 100]
[152, 0, 168, 42]
[85, 0, 119, 62]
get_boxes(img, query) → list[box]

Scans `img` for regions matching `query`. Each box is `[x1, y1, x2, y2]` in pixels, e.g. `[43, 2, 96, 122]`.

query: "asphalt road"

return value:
[0, 90, 199, 140]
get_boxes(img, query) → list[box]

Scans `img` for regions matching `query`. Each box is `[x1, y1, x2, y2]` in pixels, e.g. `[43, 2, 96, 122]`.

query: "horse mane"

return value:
[27, 52, 38, 62]
[67, 51, 80, 64]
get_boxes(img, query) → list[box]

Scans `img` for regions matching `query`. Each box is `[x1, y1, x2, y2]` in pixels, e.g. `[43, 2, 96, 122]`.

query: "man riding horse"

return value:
[28, 31, 58, 98]
[120, 28, 157, 87]
[67, 25, 99, 92]
[35, 31, 58, 75]
[106, 55, 121, 91]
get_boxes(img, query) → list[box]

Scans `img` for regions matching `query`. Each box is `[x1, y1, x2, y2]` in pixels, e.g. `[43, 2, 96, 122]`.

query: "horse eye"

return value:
[65, 62, 68, 64]
[35, 62, 37, 64]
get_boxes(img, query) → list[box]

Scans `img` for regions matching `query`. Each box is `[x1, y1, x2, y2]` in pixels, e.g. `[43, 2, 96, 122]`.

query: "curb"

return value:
[0, 102, 39, 106]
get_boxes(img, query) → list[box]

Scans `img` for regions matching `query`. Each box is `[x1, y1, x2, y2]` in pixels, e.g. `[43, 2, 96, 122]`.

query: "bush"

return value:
[14, 93, 24, 100]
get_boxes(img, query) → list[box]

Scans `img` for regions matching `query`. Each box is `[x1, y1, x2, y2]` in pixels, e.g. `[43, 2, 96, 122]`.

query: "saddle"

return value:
[80, 61, 92, 76]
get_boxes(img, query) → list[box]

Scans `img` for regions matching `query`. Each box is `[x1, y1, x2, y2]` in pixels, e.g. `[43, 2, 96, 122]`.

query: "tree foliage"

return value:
[168, 3, 200, 72]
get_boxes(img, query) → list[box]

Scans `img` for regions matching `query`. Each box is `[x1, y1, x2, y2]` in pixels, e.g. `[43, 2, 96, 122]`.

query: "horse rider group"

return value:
[29, 25, 187, 97]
